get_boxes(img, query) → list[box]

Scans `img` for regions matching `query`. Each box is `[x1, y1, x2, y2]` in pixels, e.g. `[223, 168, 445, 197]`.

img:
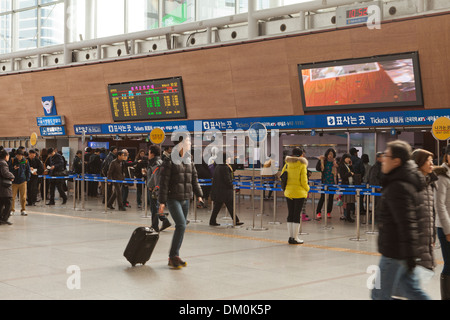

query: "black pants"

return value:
[49, 180, 67, 202]
[27, 177, 39, 205]
[0, 197, 12, 222]
[209, 198, 239, 224]
[107, 183, 124, 209]
[316, 193, 334, 214]
[286, 198, 305, 223]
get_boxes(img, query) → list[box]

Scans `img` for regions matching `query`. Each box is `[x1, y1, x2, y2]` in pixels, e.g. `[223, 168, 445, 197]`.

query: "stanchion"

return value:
[43, 176, 47, 206]
[141, 179, 151, 219]
[73, 176, 77, 210]
[350, 190, 367, 241]
[366, 188, 378, 235]
[247, 184, 268, 231]
[269, 183, 281, 225]
[103, 177, 108, 214]
[190, 195, 202, 223]
[322, 187, 333, 230]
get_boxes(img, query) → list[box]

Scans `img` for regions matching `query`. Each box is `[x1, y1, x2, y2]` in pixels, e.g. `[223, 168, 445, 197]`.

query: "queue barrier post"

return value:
[322, 186, 333, 230]
[366, 187, 379, 235]
[350, 189, 367, 242]
[269, 182, 281, 225]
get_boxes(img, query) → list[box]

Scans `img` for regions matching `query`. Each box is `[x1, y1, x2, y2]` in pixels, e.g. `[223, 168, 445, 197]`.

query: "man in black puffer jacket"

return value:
[158, 135, 203, 269]
[371, 140, 430, 300]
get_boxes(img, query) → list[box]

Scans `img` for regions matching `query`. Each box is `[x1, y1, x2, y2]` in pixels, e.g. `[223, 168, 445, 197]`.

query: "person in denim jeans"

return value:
[158, 135, 203, 269]
[371, 140, 430, 300]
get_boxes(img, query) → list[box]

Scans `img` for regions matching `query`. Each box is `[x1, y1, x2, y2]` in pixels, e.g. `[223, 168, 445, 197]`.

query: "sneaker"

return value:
[316, 213, 322, 219]
[327, 213, 331, 219]
[168, 256, 186, 269]
[21, 211, 27, 216]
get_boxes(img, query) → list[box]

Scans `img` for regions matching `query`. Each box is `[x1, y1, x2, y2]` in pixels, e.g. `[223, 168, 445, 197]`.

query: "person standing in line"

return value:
[27, 149, 44, 206]
[371, 140, 430, 300]
[209, 152, 244, 227]
[72, 150, 83, 198]
[0, 150, 15, 225]
[46, 148, 68, 205]
[107, 150, 128, 211]
[338, 154, 356, 223]
[315, 148, 337, 220]
[158, 135, 203, 269]
[433, 145, 450, 300]
[10, 149, 30, 216]
[281, 147, 310, 245]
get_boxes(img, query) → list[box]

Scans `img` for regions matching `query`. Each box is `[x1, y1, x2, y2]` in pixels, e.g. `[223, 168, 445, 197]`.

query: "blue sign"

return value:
[37, 116, 65, 127]
[248, 122, 267, 143]
[88, 142, 110, 150]
[74, 108, 450, 135]
[40, 126, 66, 136]
[41, 96, 58, 116]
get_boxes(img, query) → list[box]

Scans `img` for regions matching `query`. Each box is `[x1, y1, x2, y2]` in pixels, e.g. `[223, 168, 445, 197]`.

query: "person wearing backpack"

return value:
[10, 149, 30, 215]
[146, 144, 171, 232]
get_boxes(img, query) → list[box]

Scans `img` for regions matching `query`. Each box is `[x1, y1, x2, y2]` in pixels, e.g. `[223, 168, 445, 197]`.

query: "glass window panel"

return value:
[17, 8, 37, 50]
[127, 0, 157, 32]
[163, 0, 189, 26]
[14, 0, 37, 9]
[40, 3, 64, 47]
[1, 0, 13, 11]
[0, 13, 12, 54]
[96, 0, 124, 38]
[197, 0, 236, 21]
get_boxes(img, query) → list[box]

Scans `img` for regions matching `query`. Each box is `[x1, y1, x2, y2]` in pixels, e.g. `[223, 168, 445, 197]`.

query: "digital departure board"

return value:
[108, 77, 187, 122]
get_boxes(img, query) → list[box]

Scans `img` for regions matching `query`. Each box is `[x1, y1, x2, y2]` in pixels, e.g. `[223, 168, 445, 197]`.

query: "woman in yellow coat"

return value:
[281, 148, 310, 244]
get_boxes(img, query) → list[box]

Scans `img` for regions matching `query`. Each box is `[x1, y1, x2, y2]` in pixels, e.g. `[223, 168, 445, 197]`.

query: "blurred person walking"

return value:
[433, 145, 450, 300]
[371, 140, 430, 300]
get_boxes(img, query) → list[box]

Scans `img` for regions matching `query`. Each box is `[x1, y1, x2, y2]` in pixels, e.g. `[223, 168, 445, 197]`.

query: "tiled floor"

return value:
[0, 191, 443, 300]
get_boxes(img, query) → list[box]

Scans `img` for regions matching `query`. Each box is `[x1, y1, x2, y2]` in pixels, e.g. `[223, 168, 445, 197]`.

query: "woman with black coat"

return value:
[209, 152, 243, 227]
[0, 150, 15, 225]
[338, 153, 356, 222]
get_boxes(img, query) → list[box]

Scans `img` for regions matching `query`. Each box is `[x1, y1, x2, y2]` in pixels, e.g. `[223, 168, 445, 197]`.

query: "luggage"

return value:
[124, 227, 159, 267]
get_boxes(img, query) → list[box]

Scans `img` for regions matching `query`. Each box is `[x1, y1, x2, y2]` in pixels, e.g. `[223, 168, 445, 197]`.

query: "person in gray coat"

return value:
[434, 145, 450, 300]
[0, 150, 15, 225]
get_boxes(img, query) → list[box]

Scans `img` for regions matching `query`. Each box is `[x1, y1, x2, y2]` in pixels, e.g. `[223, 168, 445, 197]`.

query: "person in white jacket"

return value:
[434, 145, 450, 300]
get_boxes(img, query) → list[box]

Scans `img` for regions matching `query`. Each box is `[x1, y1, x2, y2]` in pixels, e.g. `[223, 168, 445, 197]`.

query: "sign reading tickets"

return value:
[150, 128, 165, 144]
[432, 117, 450, 141]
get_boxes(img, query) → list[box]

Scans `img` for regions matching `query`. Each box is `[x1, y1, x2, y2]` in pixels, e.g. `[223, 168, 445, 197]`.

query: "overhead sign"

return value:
[150, 128, 165, 144]
[37, 115, 65, 127]
[40, 126, 66, 136]
[74, 108, 450, 135]
[41, 96, 58, 116]
[248, 122, 267, 143]
[432, 116, 450, 141]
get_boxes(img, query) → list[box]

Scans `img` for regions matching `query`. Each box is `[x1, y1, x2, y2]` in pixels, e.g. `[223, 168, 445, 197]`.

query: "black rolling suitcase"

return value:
[124, 227, 159, 266]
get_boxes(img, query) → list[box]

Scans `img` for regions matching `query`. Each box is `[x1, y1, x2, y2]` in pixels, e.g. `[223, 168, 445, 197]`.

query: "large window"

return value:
[0, 0, 316, 54]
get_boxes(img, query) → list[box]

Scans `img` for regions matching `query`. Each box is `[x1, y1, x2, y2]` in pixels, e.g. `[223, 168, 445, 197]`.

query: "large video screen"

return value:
[108, 76, 187, 122]
[298, 52, 424, 111]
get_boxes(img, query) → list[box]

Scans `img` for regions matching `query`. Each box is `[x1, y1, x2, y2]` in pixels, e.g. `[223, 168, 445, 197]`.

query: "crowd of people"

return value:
[0, 139, 449, 299]
[279, 141, 450, 300]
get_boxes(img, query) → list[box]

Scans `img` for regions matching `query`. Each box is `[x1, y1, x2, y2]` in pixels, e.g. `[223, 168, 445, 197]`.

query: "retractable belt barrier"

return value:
[38, 174, 381, 240]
